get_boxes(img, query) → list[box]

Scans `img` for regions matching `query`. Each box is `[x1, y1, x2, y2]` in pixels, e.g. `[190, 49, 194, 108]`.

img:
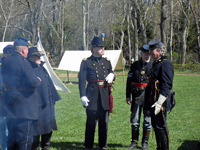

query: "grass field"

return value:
[49, 71, 200, 150]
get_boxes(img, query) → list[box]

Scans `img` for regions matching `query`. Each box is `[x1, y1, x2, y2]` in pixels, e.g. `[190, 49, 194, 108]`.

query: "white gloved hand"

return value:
[151, 94, 167, 115]
[135, 91, 145, 105]
[105, 73, 114, 83]
[81, 96, 90, 107]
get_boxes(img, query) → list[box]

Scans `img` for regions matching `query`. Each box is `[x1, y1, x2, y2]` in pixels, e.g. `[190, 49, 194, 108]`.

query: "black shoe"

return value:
[126, 140, 138, 149]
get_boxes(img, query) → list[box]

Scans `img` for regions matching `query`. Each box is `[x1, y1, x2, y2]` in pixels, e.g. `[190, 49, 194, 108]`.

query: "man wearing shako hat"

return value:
[136, 40, 174, 150]
[126, 45, 153, 150]
[1, 37, 41, 150]
[79, 34, 115, 150]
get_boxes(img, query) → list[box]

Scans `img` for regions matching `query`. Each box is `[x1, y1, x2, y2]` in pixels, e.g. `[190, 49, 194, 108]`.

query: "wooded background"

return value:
[0, 0, 199, 66]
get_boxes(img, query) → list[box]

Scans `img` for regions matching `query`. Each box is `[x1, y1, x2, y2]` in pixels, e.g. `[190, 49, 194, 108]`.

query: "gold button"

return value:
[96, 67, 98, 69]
[96, 71, 98, 73]
[104, 75, 106, 77]
[102, 63, 104, 65]
[97, 75, 99, 77]
[104, 71, 106, 73]
[141, 79, 143, 81]
[103, 67, 105, 69]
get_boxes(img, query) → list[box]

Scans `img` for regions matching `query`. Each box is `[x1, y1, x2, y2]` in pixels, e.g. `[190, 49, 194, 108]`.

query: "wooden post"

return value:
[67, 70, 69, 82]
[121, 50, 125, 83]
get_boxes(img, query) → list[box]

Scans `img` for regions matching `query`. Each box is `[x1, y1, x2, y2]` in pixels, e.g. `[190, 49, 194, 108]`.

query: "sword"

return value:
[161, 107, 171, 143]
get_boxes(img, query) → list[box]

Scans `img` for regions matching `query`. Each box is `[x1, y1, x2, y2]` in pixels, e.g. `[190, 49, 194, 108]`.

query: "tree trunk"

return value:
[160, 0, 167, 46]
[169, 0, 173, 61]
[190, 2, 200, 62]
[181, 0, 190, 65]
[83, 0, 87, 50]
[127, 0, 132, 64]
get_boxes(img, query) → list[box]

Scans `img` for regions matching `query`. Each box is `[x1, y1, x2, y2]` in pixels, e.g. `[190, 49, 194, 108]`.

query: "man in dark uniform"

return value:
[79, 36, 115, 150]
[136, 40, 174, 150]
[0, 45, 14, 150]
[27, 47, 61, 150]
[1, 37, 41, 150]
[126, 45, 153, 150]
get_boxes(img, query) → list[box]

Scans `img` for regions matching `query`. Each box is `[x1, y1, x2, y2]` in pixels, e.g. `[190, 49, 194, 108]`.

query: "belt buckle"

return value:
[97, 82, 104, 86]
[140, 87, 144, 90]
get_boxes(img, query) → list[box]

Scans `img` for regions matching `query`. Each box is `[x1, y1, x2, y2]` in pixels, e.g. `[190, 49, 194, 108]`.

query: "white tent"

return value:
[37, 33, 70, 92]
[0, 36, 70, 92]
[0, 42, 14, 53]
[58, 50, 122, 72]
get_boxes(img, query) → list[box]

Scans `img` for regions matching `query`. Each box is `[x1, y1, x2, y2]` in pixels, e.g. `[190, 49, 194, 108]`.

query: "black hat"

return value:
[14, 37, 30, 46]
[141, 45, 150, 53]
[3, 45, 14, 54]
[91, 36, 104, 47]
[28, 47, 43, 58]
[148, 40, 163, 49]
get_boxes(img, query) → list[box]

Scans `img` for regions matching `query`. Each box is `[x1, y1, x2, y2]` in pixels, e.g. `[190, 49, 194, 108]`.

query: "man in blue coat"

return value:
[79, 36, 115, 150]
[136, 40, 174, 150]
[27, 47, 61, 150]
[1, 37, 41, 150]
[0, 45, 14, 150]
[126, 45, 153, 150]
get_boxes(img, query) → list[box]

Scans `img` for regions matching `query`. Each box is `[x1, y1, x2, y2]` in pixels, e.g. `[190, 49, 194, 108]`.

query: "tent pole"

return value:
[121, 50, 125, 83]
[67, 70, 69, 82]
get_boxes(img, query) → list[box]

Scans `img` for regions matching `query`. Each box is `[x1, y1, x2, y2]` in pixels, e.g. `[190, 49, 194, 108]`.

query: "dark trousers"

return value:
[6, 118, 34, 150]
[84, 109, 109, 148]
[31, 131, 52, 150]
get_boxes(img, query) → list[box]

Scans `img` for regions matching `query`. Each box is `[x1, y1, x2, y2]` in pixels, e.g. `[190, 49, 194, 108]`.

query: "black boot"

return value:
[127, 130, 139, 149]
[141, 130, 150, 150]
[155, 129, 169, 150]
[41, 131, 52, 150]
[155, 129, 161, 150]
[160, 129, 169, 150]
[31, 135, 40, 150]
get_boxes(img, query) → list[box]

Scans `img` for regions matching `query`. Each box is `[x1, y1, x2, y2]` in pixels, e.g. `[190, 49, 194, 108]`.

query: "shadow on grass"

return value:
[63, 81, 79, 84]
[51, 141, 124, 150]
[177, 140, 200, 150]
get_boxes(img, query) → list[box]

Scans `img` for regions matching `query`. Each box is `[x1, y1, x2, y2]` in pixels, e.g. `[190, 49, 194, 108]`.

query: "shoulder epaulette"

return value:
[105, 57, 110, 61]
[83, 58, 87, 61]
[24, 58, 28, 62]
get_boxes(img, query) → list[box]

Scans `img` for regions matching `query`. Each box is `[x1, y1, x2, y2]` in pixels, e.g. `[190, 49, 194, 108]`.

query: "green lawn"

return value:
[49, 72, 200, 150]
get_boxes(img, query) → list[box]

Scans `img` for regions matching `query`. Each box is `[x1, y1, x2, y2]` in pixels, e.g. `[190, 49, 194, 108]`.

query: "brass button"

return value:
[97, 75, 99, 77]
[96, 71, 98, 73]
[93, 64, 95, 66]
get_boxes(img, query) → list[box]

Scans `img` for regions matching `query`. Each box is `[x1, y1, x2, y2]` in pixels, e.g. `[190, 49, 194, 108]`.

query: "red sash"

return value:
[88, 80, 113, 113]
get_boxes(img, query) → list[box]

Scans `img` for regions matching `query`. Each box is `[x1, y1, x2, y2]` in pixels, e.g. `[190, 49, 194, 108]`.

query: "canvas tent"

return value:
[37, 33, 70, 92]
[0, 42, 14, 53]
[0, 36, 70, 92]
[58, 50, 123, 72]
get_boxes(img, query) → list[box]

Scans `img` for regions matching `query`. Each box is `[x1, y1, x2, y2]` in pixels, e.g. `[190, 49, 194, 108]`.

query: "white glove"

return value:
[81, 96, 90, 107]
[135, 91, 145, 105]
[105, 73, 114, 83]
[151, 94, 167, 115]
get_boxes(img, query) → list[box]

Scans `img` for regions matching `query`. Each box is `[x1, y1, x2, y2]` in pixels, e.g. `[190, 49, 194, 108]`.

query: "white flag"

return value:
[37, 32, 70, 92]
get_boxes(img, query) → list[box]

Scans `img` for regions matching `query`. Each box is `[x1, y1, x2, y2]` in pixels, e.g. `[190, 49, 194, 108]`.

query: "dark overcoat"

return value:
[144, 56, 174, 112]
[79, 55, 114, 111]
[126, 58, 153, 112]
[29, 61, 61, 135]
[1, 52, 41, 120]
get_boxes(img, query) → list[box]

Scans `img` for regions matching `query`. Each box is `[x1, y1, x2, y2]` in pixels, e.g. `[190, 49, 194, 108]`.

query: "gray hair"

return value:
[157, 46, 167, 56]
[14, 46, 26, 52]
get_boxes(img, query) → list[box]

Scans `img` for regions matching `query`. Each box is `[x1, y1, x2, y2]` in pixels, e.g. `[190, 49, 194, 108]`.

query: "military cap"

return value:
[148, 40, 163, 50]
[14, 37, 30, 46]
[3, 45, 14, 54]
[91, 36, 104, 47]
[28, 47, 43, 58]
[141, 45, 150, 53]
